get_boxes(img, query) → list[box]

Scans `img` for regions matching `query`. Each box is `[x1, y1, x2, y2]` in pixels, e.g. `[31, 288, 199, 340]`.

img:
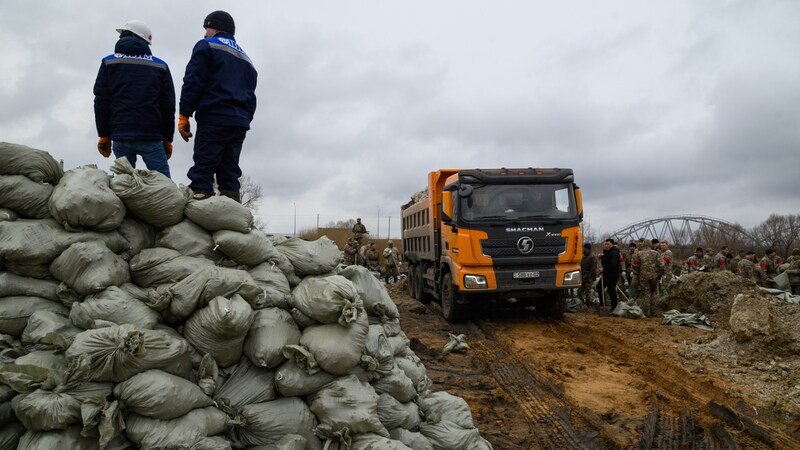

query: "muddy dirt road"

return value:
[386, 282, 800, 449]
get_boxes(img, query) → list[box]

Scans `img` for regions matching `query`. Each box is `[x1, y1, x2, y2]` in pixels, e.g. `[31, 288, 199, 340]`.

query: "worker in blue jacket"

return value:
[178, 10, 258, 203]
[93, 19, 175, 178]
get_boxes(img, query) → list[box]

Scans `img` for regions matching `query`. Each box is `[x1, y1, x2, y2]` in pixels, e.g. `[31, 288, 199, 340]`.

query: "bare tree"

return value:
[580, 220, 598, 245]
[751, 213, 800, 257]
[324, 218, 357, 229]
[239, 175, 267, 231]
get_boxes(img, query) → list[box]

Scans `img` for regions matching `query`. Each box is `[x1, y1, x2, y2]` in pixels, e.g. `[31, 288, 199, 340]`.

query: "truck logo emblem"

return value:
[517, 236, 534, 254]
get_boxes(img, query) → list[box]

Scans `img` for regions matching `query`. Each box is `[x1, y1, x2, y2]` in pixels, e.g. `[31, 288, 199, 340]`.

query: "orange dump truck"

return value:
[401, 168, 584, 322]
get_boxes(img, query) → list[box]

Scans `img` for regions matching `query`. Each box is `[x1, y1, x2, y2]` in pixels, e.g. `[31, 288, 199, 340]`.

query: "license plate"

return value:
[513, 271, 540, 279]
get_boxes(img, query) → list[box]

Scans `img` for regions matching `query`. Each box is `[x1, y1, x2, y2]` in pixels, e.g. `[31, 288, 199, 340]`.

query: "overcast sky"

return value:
[2, 1, 798, 238]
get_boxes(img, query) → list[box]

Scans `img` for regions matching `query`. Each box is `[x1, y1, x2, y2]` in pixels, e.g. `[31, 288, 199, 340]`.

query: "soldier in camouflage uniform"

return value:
[730, 250, 746, 275]
[737, 251, 758, 283]
[631, 238, 663, 316]
[712, 246, 729, 271]
[783, 249, 800, 294]
[382, 240, 402, 284]
[365, 242, 380, 272]
[685, 247, 706, 273]
[623, 242, 638, 299]
[658, 240, 674, 294]
[578, 243, 598, 305]
[342, 238, 358, 266]
[703, 248, 714, 270]
[759, 248, 780, 288]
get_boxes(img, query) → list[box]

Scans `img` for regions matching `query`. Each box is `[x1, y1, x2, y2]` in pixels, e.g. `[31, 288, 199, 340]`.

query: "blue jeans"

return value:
[113, 140, 171, 178]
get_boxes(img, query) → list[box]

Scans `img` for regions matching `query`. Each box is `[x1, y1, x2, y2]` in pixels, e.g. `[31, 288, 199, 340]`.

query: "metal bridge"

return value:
[608, 215, 757, 247]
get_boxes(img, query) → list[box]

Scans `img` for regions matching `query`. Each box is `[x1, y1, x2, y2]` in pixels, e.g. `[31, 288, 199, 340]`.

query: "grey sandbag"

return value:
[0, 208, 18, 221]
[116, 216, 155, 260]
[113, 369, 213, 419]
[183, 295, 254, 368]
[0, 142, 63, 184]
[0, 175, 53, 219]
[65, 324, 192, 382]
[21, 310, 81, 349]
[48, 165, 126, 231]
[0, 296, 69, 336]
[125, 406, 230, 449]
[129, 247, 214, 287]
[243, 308, 300, 368]
[350, 433, 413, 450]
[361, 325, 394, 381]
[290, 275, 362, 325]
[371, 367, 417, 403]
[227, 397, 322, 450]
[419, 420, 493, 450]
[246, 434, 306, 450]
[389, 428, 435, 450]
[12, 350, 68, 384]
[308, 375, 389, 439]
[155, 266, 264, 322]
[395, 354, 430, 394]
[265, 247, 302, 287]
[156, 219, 221, 261]
[185, 196, 253, 233]
[213, 228, 278, 266]
[3, 261, 52, 280]
[249, 262, 292, 309]
[109, 157, 187, 228]
[0, 422, 25, 450]
[16, 425, 100, 450]
[338, 264, 400, 320]
[274, 236, 343, 276]
[296, 306, 369, 375]
[0, 218, 128, 264]
[377, 393, 422, 431]
[273, 360, 336, 398]
[70, 284, 160, 330]
[417, 391, 475, 428]
[0, 272, 60, 301]
[213, 358, 276, 409]
[49, 240, 130, 296]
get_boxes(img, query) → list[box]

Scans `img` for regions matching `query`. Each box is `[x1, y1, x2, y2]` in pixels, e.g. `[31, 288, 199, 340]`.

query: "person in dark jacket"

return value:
[94, 19, 175, 178]
[596, 238, 622, 310]
[178, 10, 257, 202]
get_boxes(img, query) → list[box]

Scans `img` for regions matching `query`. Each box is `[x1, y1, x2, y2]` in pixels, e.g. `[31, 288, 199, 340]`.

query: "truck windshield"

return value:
[459, 183, 577, 222]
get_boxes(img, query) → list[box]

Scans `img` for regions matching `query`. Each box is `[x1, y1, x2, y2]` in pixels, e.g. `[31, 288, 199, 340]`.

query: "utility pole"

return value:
[316, 214, 319, 230]
[377, 206, 380, 239]
[293, 203, 296, 236]
[387, 216, 391, 240]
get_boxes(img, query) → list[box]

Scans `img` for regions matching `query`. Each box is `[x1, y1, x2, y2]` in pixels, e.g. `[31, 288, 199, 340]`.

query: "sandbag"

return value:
[0, 208, 17, 221]
[290, 275, 362, 325]
[65, 324, 192, 382]
[213, 358, 276, 410]
[48, 165, 126, 231]
[213, 228, 278, 266]
[227, 398, 321, 450]
[21, 310, 81, 349]
[116, 216, 155, 260]
[183, 295, 254, 368]
[296, 306, 369, 375]
[0, 422, 25, 450]
[339, 264, 400, 320]
[0, 218, 128, 265]
[156, 219, 221, 261]
[308, 375, 389, 440]
[243, 308, 300, 369]
[372, 366, 417, 403]
[0, 296, 69, 336]
[16, 425, 99, 450]
[0, 142, 63, 184]
[274, 236, 342, 276]
[417, 391, 475, 428]
[0, 175, 53, 219]
[419, 420, 493, 450]
[12, 381, 113, 431]
[70, 285, 160, 330]
[0, 272, 60, 301]
[377, 393, 422, 431]
[274, 360, 336, 398]
[350, 433, 413, 450]
[184, 196, 253, 233]
[395, 354, 430, 395]
[266, 248, 302, 287]
[12, 350, 68, 386]
[129, 247, 214, 287]
[389, 428, 434, 450]
[113, 369, 213, 419]
[49, 241, 130, 296]
[249, 262, 292, 309]
[109, 157, 187, 228]
[125, 406, 230, 449]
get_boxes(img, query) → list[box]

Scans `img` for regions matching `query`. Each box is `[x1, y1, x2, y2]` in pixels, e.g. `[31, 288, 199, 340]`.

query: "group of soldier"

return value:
[341, 218, 404, 284]
[580, 238, 800, 316]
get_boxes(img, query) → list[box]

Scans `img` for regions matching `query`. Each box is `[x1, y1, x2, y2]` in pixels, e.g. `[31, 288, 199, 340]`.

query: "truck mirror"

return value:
[441, 189, 454, 225]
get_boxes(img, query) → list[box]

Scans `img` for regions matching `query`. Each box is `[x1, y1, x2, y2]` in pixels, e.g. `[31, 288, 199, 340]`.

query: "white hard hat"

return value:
[116, 19, 153, 45]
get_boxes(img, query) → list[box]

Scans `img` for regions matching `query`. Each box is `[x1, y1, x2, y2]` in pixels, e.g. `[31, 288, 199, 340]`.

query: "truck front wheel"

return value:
[539, 290, 566, 320]
[441, 273, 467, 323]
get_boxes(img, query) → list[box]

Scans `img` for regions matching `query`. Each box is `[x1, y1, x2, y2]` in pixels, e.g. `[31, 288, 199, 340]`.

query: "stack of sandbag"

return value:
[0, 143, 493, 450]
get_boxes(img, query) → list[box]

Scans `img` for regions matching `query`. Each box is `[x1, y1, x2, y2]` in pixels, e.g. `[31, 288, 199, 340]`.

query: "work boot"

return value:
[220, 189, 241, 203]
[192, 190, 214, 201]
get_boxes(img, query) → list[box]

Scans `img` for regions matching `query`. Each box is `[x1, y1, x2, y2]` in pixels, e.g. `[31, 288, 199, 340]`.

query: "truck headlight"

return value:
[563, 271, 581, 286]
[464, 275, 487, 289]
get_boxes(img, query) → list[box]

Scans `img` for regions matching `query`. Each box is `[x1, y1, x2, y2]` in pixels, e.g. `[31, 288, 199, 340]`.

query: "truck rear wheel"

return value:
[441, 273, 467, 322]
[539, 290, 566, 320]
[416, 266, 432, 303]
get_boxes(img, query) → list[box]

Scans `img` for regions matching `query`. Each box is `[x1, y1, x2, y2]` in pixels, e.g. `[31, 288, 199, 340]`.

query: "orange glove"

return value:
[97, 137, 111, 157]
[163, 141, 173, 160]
[178, 114, 192, 142]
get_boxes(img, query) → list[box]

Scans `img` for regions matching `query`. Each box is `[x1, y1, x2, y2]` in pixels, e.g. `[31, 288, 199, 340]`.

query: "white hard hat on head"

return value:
[116, 19, 153, 45]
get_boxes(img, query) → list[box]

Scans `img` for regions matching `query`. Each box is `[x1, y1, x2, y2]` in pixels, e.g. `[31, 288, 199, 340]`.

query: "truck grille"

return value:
[481, 237, 566, 258]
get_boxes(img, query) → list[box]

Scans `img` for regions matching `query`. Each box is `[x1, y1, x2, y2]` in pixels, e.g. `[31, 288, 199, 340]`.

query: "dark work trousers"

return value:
[596, 273, 619, 310]
[187, 124, 248, 193]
